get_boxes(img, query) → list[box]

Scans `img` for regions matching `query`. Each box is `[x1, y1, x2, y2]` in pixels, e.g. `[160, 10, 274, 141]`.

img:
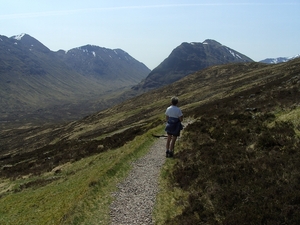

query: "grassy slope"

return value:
[0, 126, 163, 225]
[155, 60, 300, 224]
[0, 59, 299, 224]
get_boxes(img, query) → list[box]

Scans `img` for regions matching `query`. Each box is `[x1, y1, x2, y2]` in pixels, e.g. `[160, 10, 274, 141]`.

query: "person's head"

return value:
[171, 96, 179, 105]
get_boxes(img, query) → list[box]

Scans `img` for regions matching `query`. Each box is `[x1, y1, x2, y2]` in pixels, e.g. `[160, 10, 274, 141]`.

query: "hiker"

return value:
[165, 96, 183, 157]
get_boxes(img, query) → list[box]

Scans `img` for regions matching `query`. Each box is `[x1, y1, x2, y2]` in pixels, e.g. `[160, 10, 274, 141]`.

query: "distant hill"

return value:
[260, 54, 300, 64]
[0, 33, 150, 124]
[132, 39, 254, 91]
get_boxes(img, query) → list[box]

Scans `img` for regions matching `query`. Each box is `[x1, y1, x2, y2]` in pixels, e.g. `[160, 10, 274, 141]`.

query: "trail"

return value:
[110, 137, 166, 225]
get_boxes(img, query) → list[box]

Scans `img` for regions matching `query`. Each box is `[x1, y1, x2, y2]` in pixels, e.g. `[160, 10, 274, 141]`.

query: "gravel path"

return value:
[110, 137, 166, 225]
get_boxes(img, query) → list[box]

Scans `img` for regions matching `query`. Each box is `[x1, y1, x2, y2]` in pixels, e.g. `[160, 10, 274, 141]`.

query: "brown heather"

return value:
[0, 58, 300, 224]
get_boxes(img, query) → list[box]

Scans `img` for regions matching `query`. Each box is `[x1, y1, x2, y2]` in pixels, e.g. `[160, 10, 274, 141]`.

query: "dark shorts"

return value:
[167, 132, 180, 137]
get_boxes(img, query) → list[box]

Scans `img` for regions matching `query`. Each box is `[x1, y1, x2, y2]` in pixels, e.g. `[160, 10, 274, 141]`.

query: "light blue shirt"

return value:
[165, 105, 183, 118]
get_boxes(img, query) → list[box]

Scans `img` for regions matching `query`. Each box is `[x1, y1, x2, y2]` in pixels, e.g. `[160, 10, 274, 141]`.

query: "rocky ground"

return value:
[110, 137, 167, 225]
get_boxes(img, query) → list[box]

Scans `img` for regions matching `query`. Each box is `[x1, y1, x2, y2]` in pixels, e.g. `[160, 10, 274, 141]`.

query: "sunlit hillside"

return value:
[0, 58, 299, 224]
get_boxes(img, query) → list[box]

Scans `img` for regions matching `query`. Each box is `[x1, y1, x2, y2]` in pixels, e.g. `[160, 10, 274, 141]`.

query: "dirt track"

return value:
[110, 137, 166, 224]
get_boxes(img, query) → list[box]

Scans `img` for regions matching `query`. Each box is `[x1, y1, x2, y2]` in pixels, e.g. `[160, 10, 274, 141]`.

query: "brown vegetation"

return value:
[166, 60, 300, 224]
[0, 58, 300, 223]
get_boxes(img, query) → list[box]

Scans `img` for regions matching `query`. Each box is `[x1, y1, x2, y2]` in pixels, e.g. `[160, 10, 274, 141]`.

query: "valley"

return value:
[0, 58, 299, 224]
[1, 32, 300, 224]
[0, 34, 150, 127]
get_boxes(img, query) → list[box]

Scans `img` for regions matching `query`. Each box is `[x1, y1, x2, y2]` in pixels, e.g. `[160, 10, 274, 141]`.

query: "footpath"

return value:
[110, 137, 166, 225]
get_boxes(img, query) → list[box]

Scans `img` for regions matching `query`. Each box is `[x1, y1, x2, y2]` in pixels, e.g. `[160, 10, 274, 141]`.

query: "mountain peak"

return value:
[11, 33, 27, 40]
[133, 39, 253, 91]
[182, 39, 222, 47]
[10, 33, 51, 53]
[202, 39, 222, 45]
[56, 43, 150, 81]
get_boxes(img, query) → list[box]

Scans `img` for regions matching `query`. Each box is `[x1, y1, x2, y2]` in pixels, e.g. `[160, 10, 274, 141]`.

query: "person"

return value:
[165, 96, 183, 157]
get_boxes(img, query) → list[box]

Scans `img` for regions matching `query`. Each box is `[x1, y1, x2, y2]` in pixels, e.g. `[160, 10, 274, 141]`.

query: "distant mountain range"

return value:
[132, 39, 254, 91]
[259, 54, 300, 64]
[1, 33, 297, 126]
[0, 33, 150, 124]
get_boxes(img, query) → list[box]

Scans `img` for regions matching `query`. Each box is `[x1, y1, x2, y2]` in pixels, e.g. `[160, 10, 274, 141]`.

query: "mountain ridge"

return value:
[260, 54, 300, 64]
[11, 33, 51, 53]
[0, 33, 150, 125]
[2, 33, 297, 127]
[132, 39, 254, 91]
[56, 44, 149, 83]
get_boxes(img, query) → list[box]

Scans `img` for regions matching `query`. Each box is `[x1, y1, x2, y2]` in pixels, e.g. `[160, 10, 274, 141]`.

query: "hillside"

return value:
[0, 34, 150, 126]
[0, 58, 299, 224]
[163, 59, 300, 224]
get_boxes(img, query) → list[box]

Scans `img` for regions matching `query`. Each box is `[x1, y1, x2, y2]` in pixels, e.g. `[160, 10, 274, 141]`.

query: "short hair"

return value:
[171, 96, 179, 105]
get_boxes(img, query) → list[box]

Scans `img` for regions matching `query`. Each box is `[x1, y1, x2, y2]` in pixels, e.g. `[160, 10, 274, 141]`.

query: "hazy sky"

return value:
[1, 0, 299, 69]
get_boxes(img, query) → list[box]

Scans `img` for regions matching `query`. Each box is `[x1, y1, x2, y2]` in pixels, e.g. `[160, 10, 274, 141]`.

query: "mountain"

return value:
[0, 33, 150, 125]
[56, 45, 149, 85]
[0, 58, 299, 224]
[11, 33, 51, 53]
[132, 39, 254, 91]
[0, 34, 99, 112]
[260, 54, 300, 64]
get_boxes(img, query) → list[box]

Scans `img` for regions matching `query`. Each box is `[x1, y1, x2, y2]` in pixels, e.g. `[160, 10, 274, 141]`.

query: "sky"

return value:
[1, 0, 300, 69]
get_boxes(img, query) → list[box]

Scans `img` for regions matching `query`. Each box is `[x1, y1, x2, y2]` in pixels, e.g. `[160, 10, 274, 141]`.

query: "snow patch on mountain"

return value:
[260, 54, 300, 64]
[226, 47, 242, 59]
[12, 33, 26, 40]
[288, 54, 300, 60]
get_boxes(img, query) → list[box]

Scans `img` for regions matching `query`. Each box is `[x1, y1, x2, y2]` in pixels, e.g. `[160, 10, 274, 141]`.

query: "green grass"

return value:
[272, 106, 300, 136]
[153, 159, 189, 225]
[0, 126, 163, 225]
[153, 135, 189, 225]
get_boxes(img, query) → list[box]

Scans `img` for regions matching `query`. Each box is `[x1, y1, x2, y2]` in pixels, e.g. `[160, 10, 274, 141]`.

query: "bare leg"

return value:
[170, 135, 178, 152]
[166, 135, 172, 150]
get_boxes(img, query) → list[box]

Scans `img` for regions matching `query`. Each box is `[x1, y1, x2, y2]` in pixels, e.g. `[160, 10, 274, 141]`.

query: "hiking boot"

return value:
[166, 150, 170, 158]
[169, 151, 174, 158]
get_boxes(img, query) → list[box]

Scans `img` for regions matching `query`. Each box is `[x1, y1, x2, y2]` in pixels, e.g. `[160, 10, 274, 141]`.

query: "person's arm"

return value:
[179, 116, 183, 122]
